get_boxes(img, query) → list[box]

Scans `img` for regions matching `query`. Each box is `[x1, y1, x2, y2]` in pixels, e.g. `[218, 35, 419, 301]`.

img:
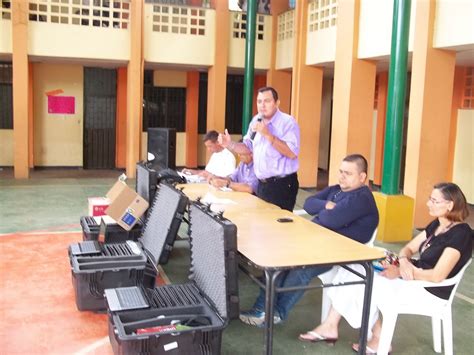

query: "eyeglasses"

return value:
[428, 197, 449, 205]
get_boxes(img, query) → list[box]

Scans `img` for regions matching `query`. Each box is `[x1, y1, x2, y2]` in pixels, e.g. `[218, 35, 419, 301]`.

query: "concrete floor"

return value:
[0, 168, 472, 354]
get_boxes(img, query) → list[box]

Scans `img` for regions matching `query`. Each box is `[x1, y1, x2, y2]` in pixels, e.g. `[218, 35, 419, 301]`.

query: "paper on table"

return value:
[177, 171, 206, 183]
[201, 192, 237, 206]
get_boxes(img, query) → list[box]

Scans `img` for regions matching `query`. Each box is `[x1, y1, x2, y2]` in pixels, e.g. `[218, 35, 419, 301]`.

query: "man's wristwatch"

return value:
[226, 179, 231, 188]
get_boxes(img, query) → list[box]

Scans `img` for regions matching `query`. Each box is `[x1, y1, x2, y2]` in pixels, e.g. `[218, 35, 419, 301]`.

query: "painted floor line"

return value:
[455, 292, 474, 304]
[73, 336, 110, 355]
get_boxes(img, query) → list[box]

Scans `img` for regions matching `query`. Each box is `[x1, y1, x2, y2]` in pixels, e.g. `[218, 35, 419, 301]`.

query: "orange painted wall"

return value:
[28, 63, 34, 168]
[116, 67, 127, 169]
[252, 74, 267, 114]
[186, 71, 199, 168]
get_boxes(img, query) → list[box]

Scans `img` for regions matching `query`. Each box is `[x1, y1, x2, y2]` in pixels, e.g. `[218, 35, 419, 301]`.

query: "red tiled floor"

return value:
[0, 232, 164, 354]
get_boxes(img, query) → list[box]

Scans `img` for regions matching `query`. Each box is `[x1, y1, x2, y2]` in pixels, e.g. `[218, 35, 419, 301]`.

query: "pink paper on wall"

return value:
[48, 96, 75, 114]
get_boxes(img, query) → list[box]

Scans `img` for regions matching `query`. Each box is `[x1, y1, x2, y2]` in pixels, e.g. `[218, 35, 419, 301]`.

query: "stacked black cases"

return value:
[70, 184, 187, 311]
[140, 183, 188, 265]
[136, 162, 158, 212]
[107, 202, 239, 355]
[70, 244, 147, 311]
[80, 216, 143, 243]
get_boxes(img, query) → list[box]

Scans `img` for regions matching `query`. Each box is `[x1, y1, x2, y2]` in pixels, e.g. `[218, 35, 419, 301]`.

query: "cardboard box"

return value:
[88, 197, 110, 217]
[105, 180, 149, 231]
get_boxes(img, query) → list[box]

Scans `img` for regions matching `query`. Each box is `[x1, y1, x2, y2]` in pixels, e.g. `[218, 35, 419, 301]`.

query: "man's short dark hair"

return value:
[203, 130, 219, 143]
[343, 154, 368, 174]
[258, 86, 279, 101]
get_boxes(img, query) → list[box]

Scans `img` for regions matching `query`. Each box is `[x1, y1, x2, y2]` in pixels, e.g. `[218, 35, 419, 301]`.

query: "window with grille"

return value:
[197, 73, 245, 135]
[0, 62, 13, 129]
[1, 0, 11, 20]
[143, 72, 186, 132]
[308, 0, 338, 32]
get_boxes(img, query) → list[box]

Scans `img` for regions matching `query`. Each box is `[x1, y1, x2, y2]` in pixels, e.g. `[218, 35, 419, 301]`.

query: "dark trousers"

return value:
[256, 173, 299, 211]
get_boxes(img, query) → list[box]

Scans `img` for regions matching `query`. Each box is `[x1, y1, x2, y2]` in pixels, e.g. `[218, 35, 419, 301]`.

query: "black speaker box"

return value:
[147, 128, 176, 170]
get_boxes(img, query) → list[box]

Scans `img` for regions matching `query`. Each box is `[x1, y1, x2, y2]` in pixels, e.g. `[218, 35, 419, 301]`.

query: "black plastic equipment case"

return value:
[80, 216, 143, 243]
[142, 182, 188, 265]
[136, 162, 159, 208]
[70, 243, 148, 311]
[70, 183, 188, 311]
[106, 201, 239, 355]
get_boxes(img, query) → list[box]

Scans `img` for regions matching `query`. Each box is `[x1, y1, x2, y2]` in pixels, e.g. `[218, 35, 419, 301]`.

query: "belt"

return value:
[258, 172, 297, 184]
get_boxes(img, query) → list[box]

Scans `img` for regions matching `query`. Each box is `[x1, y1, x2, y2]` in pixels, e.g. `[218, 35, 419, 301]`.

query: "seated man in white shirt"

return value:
[182, 130, 236, 180]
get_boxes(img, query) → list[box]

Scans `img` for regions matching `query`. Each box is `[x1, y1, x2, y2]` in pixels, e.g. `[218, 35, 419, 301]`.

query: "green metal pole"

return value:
[381, 0, 411, 195]
[242, 0, 258, 135]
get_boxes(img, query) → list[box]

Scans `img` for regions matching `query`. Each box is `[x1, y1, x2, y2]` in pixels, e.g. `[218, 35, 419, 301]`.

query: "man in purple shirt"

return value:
[219, 87, 300, 211]
[209, 150, 258, 193]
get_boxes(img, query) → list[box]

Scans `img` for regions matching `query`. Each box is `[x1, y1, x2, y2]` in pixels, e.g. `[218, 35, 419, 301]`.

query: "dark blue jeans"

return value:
[252, 265, 332, 320]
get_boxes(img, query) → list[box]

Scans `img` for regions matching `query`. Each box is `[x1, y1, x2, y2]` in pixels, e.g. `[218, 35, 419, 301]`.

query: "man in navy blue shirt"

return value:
[240, 154, 379, 327]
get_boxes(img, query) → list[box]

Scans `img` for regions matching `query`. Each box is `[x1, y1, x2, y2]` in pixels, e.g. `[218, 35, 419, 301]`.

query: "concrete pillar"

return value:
[266, 0, 291, 113]
[126, 0, 144, 178]
[404, 0, 456, 227]
[328, 0, 376, 184]
[12, 0, 29, 178]
[207, 0, 229, 133]
[291, 0, 323, 187]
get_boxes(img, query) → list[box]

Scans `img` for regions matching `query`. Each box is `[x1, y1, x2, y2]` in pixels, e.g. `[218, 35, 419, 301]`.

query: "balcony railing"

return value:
[277, 8, 294, 41]
[28, 0, 130, 29]
[308, 0, 338, 32]
[150, 3, 207, 35]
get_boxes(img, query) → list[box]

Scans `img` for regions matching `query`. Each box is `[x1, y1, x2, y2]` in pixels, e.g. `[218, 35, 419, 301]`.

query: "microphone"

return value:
[250, 114, 262, 140]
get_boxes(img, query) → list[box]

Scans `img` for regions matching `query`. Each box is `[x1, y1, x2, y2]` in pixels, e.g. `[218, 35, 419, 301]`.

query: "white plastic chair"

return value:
[318, 227, 378, 322]
[377, 258, 472, 355]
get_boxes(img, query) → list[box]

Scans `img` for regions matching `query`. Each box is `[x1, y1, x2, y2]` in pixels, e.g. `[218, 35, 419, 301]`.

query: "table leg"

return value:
[263, 270, 281, 355]
[358, 262, 374, 355]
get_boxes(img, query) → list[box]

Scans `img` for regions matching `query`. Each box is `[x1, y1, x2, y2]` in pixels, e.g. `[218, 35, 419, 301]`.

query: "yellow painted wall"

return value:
[228, 13, 272, 69]
[0, 21, 12, 54]
[358, 0, 416, 59]
[33, 63, 83, 166]
[144, 6, 215, 66]
[434, 0, 474, 48]
[275, 37, 293, 70]
[306, 27, 337, 65]
[453, 109, 474, 202]
[0, 130, 14, 165]
[153, 70, 187, 87]
[28, 23, 130, 61]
